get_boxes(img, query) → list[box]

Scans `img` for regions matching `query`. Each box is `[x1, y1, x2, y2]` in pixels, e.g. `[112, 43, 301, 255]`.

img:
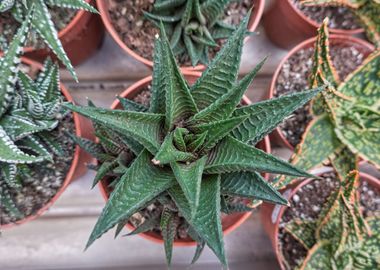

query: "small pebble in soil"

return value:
[278, 172, 380, 270]
[275, 44, 365, 147]
[292, 0, 362, 30]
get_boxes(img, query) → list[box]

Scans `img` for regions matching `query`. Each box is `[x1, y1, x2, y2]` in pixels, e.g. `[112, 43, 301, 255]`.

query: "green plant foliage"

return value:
[0, 13, 67, 219]
[284, 170, 380, 269]
[300, 0, 380, 47]
[0, 0, 98, 81]
[144, 0, 249, 66]
[276, 19, 380, 189]
[66, 15, 322, 268]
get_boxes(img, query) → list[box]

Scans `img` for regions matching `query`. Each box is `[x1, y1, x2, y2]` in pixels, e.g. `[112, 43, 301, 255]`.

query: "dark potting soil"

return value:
[292, 0, 362, 30]
[0, 113, 76, 224]
[274, 44, 365, 147]
[0, 8, 78, 50]
[107, 0, 254, 66]
[278, 172, 380, 270]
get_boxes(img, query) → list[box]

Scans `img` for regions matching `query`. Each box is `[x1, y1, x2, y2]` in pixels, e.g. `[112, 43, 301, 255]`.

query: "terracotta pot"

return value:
[97, 72, 271, 246]
[0, 57, 93, 229]
[263, 0, 365, 49]
[268, 35, 375, 149]
[96, 0, 265, 71]
[23, 0, 104, 66]
[260, 170, 380, 270]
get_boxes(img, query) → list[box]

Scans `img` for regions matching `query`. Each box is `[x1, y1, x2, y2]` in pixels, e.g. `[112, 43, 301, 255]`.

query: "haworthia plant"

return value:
[144, 0, 249, 66]
[276, 18, 380, 189]
[0, 0, 98, 81]
[284, 170, 380, 269]
[300, 0, 380, 47]
[0, 13, 67, 219]
[66, 15, 322, 268]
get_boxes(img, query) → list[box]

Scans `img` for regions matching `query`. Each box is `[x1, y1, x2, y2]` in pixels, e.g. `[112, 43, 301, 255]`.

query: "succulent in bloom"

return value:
[66, 15, 323, 267]
[0, 11, 67, 218]
[284, 170, 380, 269]
[0, 0, 98, 81]
[300, 0, 380, 47]
[277, 18, 380, 189]
[144, 0, 247, 66]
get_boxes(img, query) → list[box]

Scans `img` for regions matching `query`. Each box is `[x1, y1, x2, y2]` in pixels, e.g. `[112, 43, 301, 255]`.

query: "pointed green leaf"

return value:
[1, 163, 20, 189]
[92, 160, 118, 189]
[153, 132, 195, 165]
[275, 115, 342, 189]
[169, 174, 227, 267]
[205, 136, 314, 178]
[150, 37, 167, 114]
[285, 219, 317, 250]
[190, 58, 266, 124]
[68, 133, 109, 161]
[330, 146, 358, 180]
[231, 87, 323, 144]
[221, 172, 288, 205]
[173, 127, 188, 151]
[171, 156, 207, 218]
[47, 0, 99, 13]
[190, 14, 249, 110]
[65, 103, 164, 155]
[31, 0, 77, 81]
[0, 8, 32, 117]
[190, 115, 248, 150]
[299, 241, 332, 270]
[160, 207, 177, 266]
[338, 50, 380, 108]
[157, 23, 198, 130]
[186, 131, 208, 152]
[201, 0, 233, 26]
[117, 97, 148, 112]
[86, 150, 176, 249]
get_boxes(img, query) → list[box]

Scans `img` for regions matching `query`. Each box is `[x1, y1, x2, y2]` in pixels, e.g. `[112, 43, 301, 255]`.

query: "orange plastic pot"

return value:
[263, 0, 365, 49]
[267, 35, 374, 149]
[260, 170, 380, 270]
[0, 57, 93, 229]
[96, 0, 265, 71]
[23, 0, 104, 66]
[97, 72, 271, 246]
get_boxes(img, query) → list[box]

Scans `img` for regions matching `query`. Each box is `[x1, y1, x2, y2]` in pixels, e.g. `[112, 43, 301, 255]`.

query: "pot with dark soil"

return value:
[0, 0, 104, 69]
[96, 0, 264, 70]
[263, 0, 365, 49]
[65, 17, 320, 268]
[268, 35, 374, 149]
[0, 37, 90, 228]
[261, 170, 380, 270]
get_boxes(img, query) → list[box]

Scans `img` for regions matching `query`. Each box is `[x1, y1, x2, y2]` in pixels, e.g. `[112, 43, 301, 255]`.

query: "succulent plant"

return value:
[300, 0, 380, 47]
[143, 0, 248, 66]
[0, 11, 67, 219]
[0, 0, 98, 81]
[276, 18, 380, 189]
[284, 170, 380, 269]
[66, 15, 323, 268]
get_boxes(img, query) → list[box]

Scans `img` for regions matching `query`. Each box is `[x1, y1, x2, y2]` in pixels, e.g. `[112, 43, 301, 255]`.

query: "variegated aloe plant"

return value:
[0, 11, 67, 219]
[0, 0, 98, 81]
[300, 0, 380, 47]
[144, 0, 247, 66]
[283, 170, 380, 269]
[66, 15, 323, 268]
[276, 18, 380, 189]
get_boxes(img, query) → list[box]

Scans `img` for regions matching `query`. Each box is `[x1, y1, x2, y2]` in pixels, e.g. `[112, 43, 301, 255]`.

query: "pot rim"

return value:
[285, 0, 364, 35]
[268, 34, 375, 150]
[96, 0, 265, 71]
[269, 169, 380, 270]
[0, 57, 83, 229]
[98, 71, 271, 246]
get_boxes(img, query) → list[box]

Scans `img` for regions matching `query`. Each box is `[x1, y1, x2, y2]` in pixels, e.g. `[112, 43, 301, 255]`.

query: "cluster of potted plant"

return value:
[1, 1, 379, 269]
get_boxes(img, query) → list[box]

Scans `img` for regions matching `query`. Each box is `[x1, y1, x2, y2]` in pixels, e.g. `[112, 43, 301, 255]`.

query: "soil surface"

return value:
[274, 43, 366, 147]
[292, 0, 361, 30]
[278, 172, 380, 269]
[0, 113, 76, 224]
[107, 0, 254, 66]
[0, 8, 77, 50]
